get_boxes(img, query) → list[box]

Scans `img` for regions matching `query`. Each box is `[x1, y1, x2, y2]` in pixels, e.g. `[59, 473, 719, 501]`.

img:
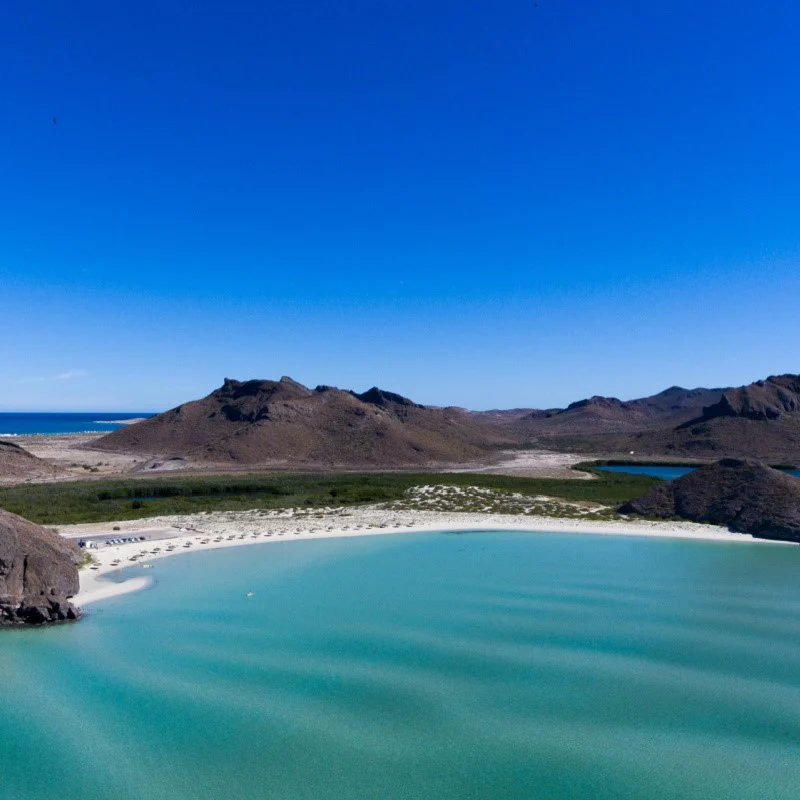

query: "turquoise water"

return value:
[0, 412, 155, 435]
[3, 531, 800, 800]
[598, 465, 695, 480]
[599, 464, 800, 480]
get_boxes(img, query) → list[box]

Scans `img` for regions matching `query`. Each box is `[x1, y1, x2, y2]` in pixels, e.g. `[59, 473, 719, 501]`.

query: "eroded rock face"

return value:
[619, 459, 800, 543]
[0, 509, 82, 626]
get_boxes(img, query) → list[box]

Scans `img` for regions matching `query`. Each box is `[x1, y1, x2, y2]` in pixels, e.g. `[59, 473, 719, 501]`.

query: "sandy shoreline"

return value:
[66, 506, 785, 608]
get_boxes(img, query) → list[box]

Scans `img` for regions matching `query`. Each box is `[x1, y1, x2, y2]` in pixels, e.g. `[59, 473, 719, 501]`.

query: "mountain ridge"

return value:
[91, 377, 507, 468]
[87, 372, 800, 467]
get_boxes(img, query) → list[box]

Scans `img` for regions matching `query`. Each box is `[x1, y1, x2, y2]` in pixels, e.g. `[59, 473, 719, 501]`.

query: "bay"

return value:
[2, 531, 800, 800]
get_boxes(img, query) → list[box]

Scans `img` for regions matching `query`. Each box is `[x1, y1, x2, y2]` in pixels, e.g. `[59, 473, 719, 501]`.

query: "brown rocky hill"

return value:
[0, 509, 82, 625]
[534, 386, 725, 434]
[478, 375, 800, 462]
[474, 386, 725, 440]
[90, 377, 508, 468]
[619, 459, 800, 543]
[0, 439, 67, 485]
[620, 374, 800, 460]
[696, 374, 800, 422]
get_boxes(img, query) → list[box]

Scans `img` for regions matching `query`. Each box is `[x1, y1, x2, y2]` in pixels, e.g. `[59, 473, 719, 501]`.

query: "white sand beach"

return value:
[64, 503, 785, 608]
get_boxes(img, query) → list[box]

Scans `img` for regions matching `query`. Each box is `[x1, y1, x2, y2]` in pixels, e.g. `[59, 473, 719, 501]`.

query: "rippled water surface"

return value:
[3, 531, 800, 800]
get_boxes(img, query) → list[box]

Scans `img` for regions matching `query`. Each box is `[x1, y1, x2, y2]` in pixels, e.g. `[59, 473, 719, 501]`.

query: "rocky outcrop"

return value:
[352, 387, 421, 408]
[0, 509, 82, 625]
[619, 458, 800, 543]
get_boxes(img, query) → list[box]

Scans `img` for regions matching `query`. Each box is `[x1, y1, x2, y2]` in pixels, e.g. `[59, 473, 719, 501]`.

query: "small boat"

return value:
[142, 563, 153, 569]
[246, 591, 254, 597]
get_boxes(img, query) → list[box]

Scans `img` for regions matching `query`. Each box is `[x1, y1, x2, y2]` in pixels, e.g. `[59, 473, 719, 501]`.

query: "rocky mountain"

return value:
[619, 375, 800, 460]
[0, 440, 67, 485]
[88, 372, 800, 468]
[680, 374, 800, 424]
[91, 377, 508, 468]
[529, 386, 725, 434]
[619, 458, 800, 543]
[473, 386, 725, 440]
[0, 509, 82, 625]
[475, 375, 800, 462]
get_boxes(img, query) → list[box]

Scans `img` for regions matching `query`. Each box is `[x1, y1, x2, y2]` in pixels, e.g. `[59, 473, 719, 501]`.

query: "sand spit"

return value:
[64, 505, 788, 608]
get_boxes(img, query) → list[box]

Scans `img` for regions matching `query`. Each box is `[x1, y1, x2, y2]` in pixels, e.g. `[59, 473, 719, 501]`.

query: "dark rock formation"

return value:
[0, 509, 83, 625]
[619, 459, 800, 543]
[352, 387, 421, 408]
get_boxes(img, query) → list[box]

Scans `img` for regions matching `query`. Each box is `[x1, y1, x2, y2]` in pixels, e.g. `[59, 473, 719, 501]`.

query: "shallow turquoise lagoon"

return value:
[3, 531, 800, 800]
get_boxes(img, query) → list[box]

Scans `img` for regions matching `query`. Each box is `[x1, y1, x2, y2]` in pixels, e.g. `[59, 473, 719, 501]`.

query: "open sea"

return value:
[0, 412, 155, 436]
[2, 530, 800, 800]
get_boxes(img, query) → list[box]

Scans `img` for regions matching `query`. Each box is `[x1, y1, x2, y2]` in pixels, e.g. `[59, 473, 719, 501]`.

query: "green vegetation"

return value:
[0, 470, 661, 525]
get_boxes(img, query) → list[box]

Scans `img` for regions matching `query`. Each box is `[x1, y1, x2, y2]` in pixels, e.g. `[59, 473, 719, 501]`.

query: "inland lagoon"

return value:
[2, 530, 800, 800]
[597, 465, 800, 480]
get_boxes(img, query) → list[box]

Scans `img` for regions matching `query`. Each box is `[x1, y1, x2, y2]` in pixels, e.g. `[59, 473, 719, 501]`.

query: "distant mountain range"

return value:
[511, 374, 800, 461]
[472, 385, 726, 436]
[88, 373, 800, 467]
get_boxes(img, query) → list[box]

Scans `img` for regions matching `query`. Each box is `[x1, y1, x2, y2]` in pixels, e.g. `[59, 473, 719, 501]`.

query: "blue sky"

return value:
[1, 1, 798, 412]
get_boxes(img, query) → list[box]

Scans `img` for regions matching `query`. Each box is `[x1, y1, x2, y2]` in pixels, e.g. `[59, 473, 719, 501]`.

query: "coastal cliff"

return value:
[0, 508, 82, 625]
